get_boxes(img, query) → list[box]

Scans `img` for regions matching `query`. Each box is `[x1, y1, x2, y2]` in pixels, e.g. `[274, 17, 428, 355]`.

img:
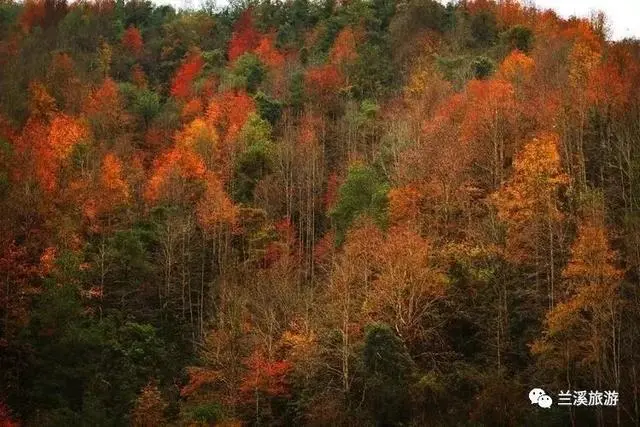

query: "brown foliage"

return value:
[366, 226, 447, 345]
[28, 81, 57, 119]
[0, 242, 40, 339]
[130, 64, 148, 88]
[388, 185, 422, 227]
[131, 382, 167, 427]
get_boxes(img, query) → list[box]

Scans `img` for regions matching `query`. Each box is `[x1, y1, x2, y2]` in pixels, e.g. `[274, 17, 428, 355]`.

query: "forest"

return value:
[0, 0, 639, 425]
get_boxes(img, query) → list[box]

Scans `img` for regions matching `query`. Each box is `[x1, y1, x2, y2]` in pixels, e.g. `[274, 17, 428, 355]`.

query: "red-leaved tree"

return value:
[228, 8, 260, 62]
[170, 51, 204, 101]
[122, 26, 143, 56]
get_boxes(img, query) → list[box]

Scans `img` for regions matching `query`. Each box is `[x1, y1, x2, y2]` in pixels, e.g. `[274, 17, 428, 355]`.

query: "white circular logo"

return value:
[529, 388, 553, 408]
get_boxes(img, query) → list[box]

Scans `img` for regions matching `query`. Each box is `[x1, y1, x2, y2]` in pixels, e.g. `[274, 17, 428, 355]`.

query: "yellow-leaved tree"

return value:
[532, 197, 622, 425]
[492, 131, 569, 307]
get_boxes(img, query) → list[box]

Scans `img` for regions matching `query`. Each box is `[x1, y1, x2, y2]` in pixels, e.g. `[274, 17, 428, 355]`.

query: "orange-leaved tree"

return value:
[254, 34, 285, 69]
[532, 200, 623, 409]
[365, 226, 447, 348]
[492, 131, 569, 308]
[461, 78, 517, 190]
[206, 91, 256, 142]
[145, 117, 218, 203]
[497, 50, 535, 93]
[131, 381, 168, 427]
[325, 220, 383, 396]
[83, 153, 131, 228]
[196, 172, 238, 234]
[18, 110, 87, 193]
[130, 64, 148, 88]
[144, 143, 206, 204]
[84, 77, 131, 137]
[329, 26, 359, 67]
[564, 23, 603, 189]
[388, 185, 422, 230]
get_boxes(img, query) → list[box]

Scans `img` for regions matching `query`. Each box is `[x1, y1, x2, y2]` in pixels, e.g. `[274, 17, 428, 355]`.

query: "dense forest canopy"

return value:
[1, 0, 640, 425]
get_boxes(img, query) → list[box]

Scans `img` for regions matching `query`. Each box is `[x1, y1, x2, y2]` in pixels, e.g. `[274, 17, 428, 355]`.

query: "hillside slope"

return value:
[1, 0, 640, 425]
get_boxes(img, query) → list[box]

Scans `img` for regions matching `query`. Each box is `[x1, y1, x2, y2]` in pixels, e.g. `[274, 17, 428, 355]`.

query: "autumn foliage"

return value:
[329, 27, 359, 66]
[0, 242, 40, 339]
[19, 0, 46, 32]
[206, 90, 256, 145]
[122, 26, 143, 56]
[130, 64, 148, 88]
[492, 132, 568, 264]
[170, 51, 204, 100]
[16, 110, 87, 192]
[239, 350, 292, 399]
[388, 185, 422, 227]
[196, 172, 238, 233]
[532, 207, 622, 386]
[84, 78, 130, 131]
[99, 153, 130, 202]
[144, 144, 206, 203]
[304, 64, 344, 106]
[228, 8, 260, 62]
[254, 34, 285, 69]
[497, 50, 535, 84]
[131, 382, 167, 427]
[3, 0, 640, 426]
